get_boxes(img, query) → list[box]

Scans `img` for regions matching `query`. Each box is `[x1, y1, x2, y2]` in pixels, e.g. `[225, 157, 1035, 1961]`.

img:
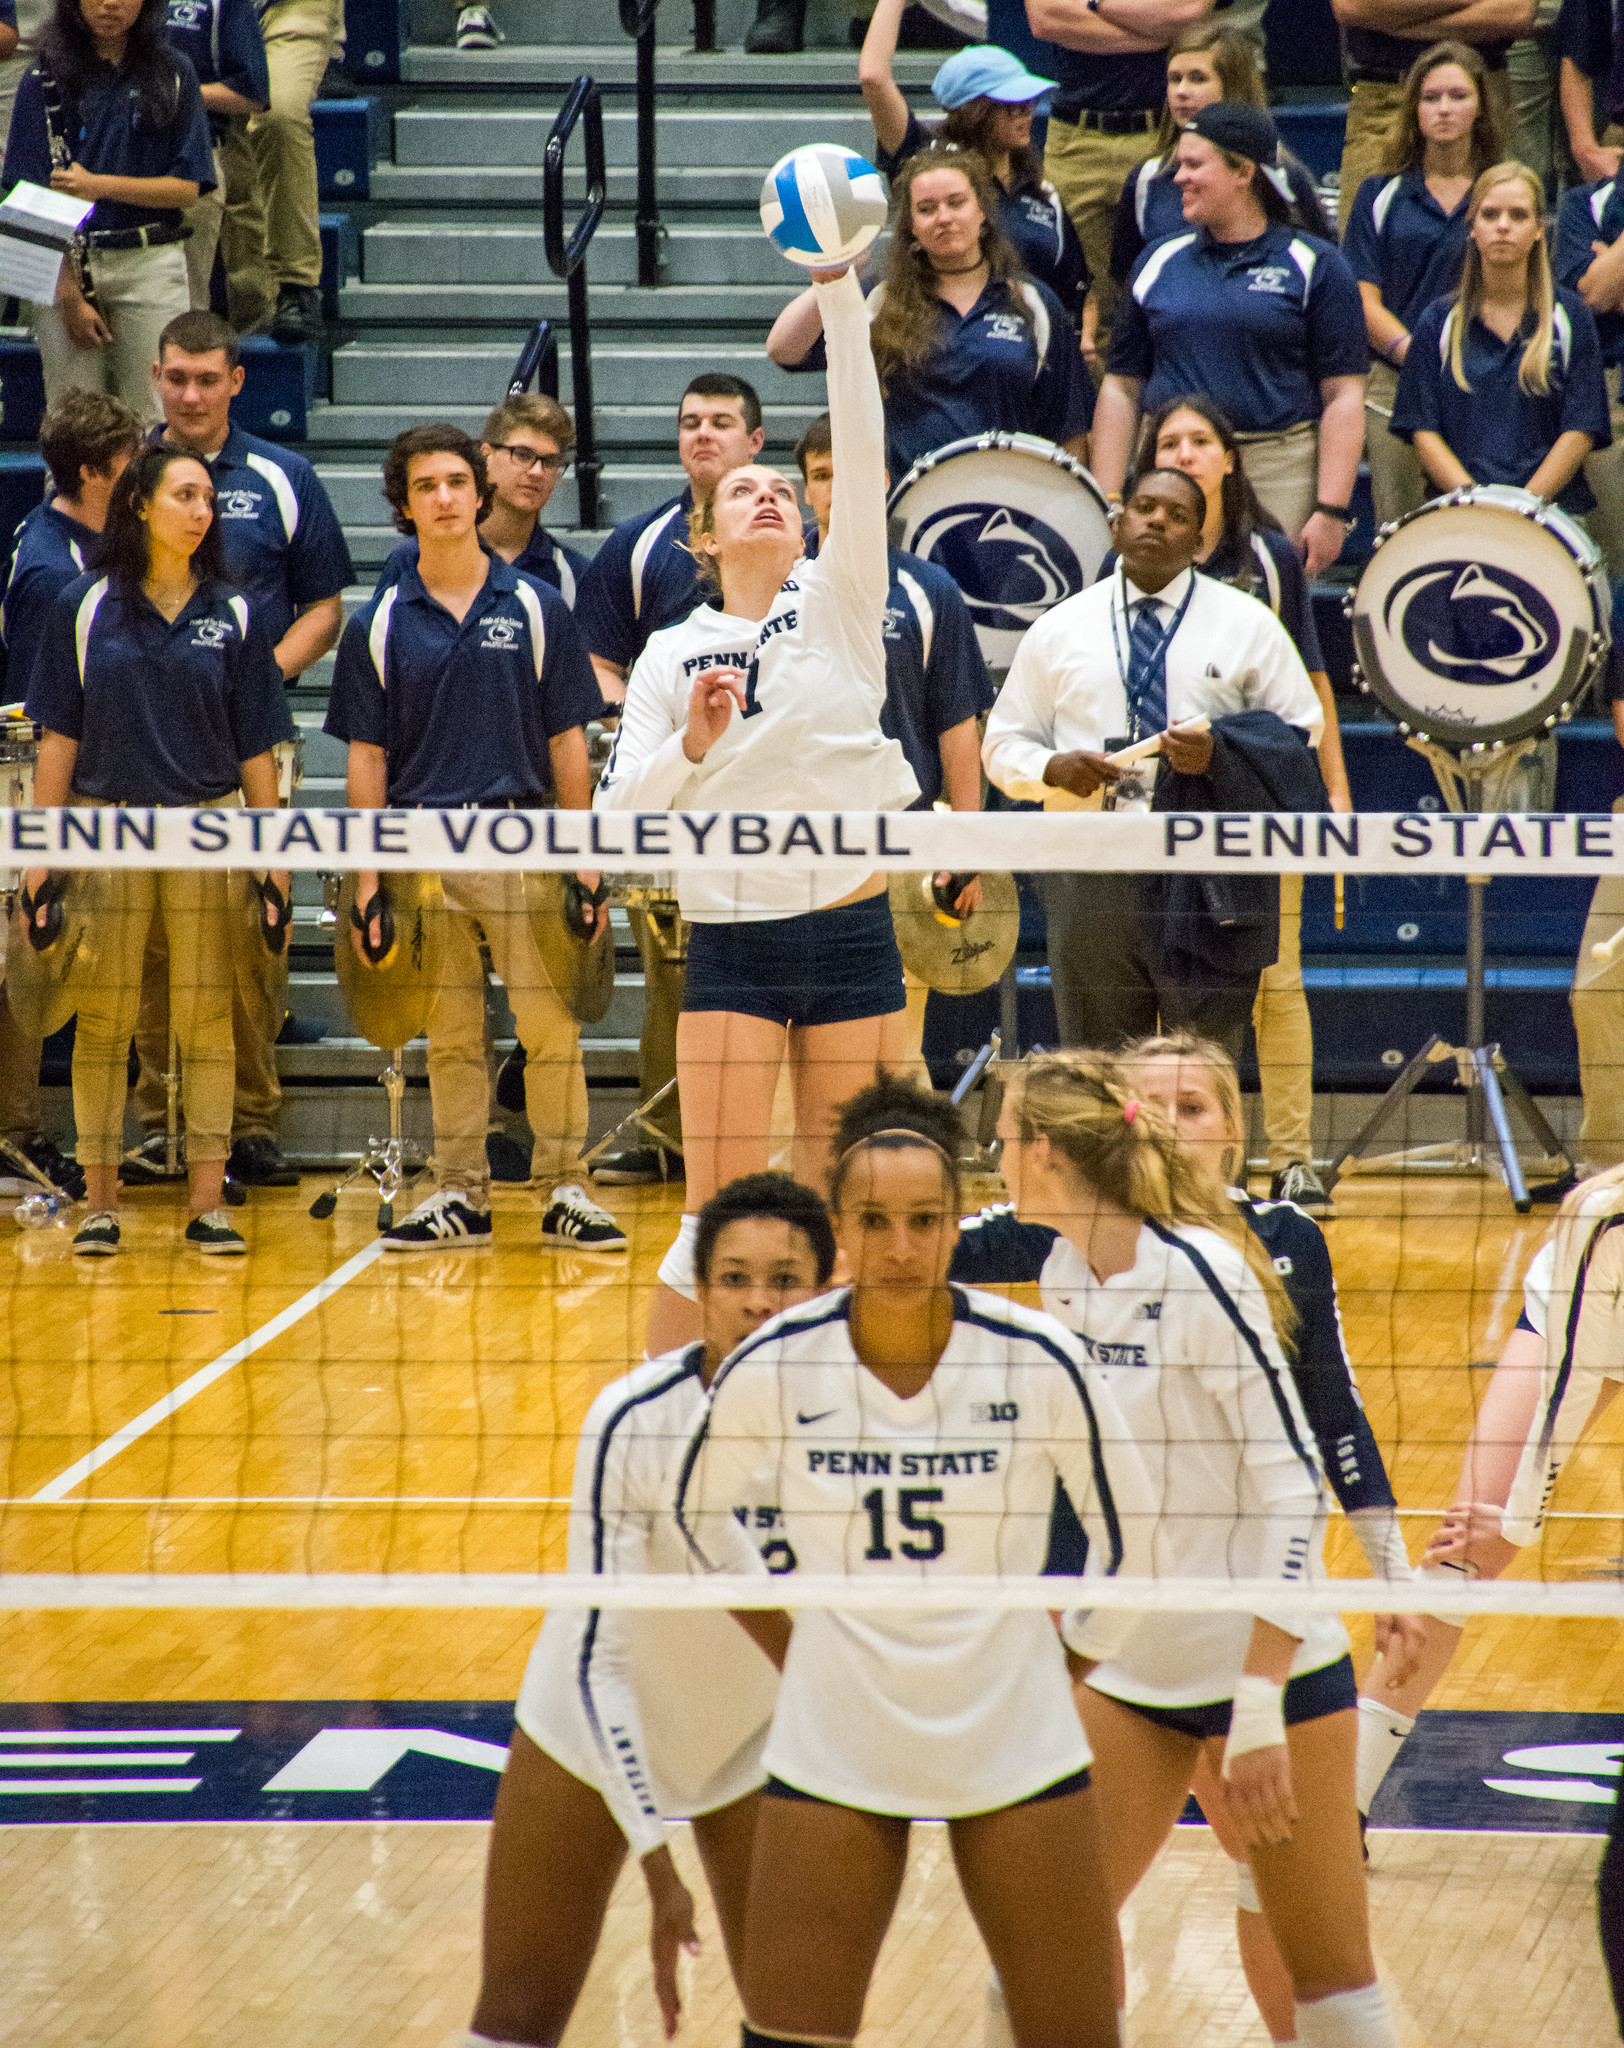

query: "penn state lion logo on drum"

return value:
[1349, 485, 1610, 750]
[888, 432, 1112, 671]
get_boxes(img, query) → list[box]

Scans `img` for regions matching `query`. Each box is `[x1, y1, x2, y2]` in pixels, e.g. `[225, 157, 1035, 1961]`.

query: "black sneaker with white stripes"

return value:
[380, 1189, 493, 1254]
[1269, 1162, 1334, 1216]
[540, 1183, 628, 1251]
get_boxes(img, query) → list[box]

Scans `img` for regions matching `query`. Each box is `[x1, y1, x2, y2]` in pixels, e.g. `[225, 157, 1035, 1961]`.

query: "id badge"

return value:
[1102, 736, 1153, 814]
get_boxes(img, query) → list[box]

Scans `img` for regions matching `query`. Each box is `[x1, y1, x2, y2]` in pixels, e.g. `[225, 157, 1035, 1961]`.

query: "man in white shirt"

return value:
[983, 467, 1323, 1054]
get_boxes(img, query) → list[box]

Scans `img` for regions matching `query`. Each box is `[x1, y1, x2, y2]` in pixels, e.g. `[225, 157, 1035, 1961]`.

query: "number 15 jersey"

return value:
[674, 1284, 1157, 1818]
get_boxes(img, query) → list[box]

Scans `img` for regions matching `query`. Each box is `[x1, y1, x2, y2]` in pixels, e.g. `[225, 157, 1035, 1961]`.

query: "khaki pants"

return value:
[1363, 358, 1428, 533]
[429, 871, 587, 1196]
[1573, 875, 1624, 1170]
[628, 904, 684, 1148]
[32, 241, 189, 425]
[182, 148, 227, 311]
[220, 0, 341, 317]
[1252, 873, 1313, 1170]
[0, 989, 42, 1143]
[72, 865, 235, 1168]
[1584, 365, 1624, 582]
[132, 892, 285, 1143]
[1042, 115, 1159, 348]
[1338, 71, 1514, 231]
[1237, 424, 1320, 544]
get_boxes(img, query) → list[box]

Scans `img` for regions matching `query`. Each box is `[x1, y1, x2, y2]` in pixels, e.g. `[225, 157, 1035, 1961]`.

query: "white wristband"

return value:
[1222, 1675, 1287, 1775]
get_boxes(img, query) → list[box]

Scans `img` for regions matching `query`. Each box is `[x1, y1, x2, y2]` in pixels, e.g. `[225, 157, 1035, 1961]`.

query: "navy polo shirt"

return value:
[878, 113, 1090, 319]
[1100, 524, 1325, 672]
[376, 522, 592, 608]
[1558, 0, 1614, 81]
[162, 0, 268, 139]
[3, 54, 215, 234]
[793, 276, 1094, 480]
[0, 1, 17, 27]
[162, 425, 353, 653]
[1603, 576, 1624, 703]
[1108, 224, 1369, 434]
[1110, 154, 1330, 283]
[804, 533, 996, 807]
[575, 488, 704, 673]
[1390, 286, 1612, 514]
[325, 556, 605, 809]
[3, 502, 97, 688]
[1343, 171, 1470, 333]
[1047, 49, 1166, 122]
[25, 573, 293, 804]
[1343, 26, 1511, 80]
[1556, 177, 1624, 366]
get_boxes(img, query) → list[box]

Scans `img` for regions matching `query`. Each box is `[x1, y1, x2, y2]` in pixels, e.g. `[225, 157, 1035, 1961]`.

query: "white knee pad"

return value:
[1235, 1858, 1262, 1916]
[657, 1212, 700, 1301]
[1293, 1983, 1399, 2048]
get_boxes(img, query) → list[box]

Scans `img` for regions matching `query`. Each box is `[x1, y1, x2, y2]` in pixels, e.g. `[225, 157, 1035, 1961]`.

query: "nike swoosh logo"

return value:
[796, 1409, 836, 1426]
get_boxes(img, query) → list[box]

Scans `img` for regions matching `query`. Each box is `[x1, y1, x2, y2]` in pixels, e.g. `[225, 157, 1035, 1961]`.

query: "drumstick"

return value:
[1335, 873, 1345, 931]
[1592, 926, 1624, 967]
[1105, 715, 1212, 768]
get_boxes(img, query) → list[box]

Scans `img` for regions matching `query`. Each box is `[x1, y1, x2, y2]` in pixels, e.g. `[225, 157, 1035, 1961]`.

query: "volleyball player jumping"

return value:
[465, 1173, 835, 2048]
[595, 265, 919, 1353]
[984, 1053, 1398, 2048]
[675, 1077, 1157, 2048]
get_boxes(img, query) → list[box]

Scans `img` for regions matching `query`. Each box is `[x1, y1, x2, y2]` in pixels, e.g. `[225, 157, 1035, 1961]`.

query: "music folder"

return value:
[0, 181, 94, 303]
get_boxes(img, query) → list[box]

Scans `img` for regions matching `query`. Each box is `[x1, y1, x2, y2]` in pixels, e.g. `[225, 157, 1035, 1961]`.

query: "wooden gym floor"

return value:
[1, 1173, 1621, 2044]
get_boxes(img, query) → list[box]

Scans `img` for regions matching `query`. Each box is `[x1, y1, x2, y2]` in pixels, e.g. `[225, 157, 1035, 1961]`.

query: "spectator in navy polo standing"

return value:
[1092, 102, 1369, 578]
[160, 0, 266, 310]
[326, 424, 623, 1257]
[1556, 66, 1624, 572]
[1024, 0, 1217, 359]
[794, 407, 996, 1083]
[1392, 158, 1610, 508]
[125, 305, 352, 1190]
[766, 145, 1093, 480]
[1344, 41, 1503, 530]
[3, 0, 215, 419]
[572, 369, 764, 1187]
[1331, 0, 1533, 231]
[0, 388, 141, 1207]
[1557, 0, 1624, 186]
[377, 391, 590, 608]
[859, 2, 1089, 325]
[22, 441, 295, 1259]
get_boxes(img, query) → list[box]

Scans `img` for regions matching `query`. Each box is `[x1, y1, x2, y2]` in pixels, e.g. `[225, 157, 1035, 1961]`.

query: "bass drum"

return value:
[887, 433, 1112, 673]
[1348, 485, 1610, 750]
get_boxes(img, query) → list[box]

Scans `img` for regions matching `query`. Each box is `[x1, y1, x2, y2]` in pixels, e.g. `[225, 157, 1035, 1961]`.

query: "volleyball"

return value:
[759, 143, 889, 268]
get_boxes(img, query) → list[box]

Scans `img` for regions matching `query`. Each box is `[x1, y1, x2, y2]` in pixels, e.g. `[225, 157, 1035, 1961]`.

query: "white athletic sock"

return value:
[1292, 1983, 1398, 2047]
[984, 1974, 1015, 2048]
[1355, 1697, 1414, 1816]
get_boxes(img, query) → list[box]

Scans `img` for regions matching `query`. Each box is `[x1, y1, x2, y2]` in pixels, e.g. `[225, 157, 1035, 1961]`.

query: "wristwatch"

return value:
[1313, 501, 1353, 523]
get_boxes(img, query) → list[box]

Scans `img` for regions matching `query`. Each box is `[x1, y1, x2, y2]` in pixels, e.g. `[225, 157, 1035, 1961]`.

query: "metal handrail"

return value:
[506, 318, 559, 400]
[542, 77, 606, 528]
[617, 0, 665, 287]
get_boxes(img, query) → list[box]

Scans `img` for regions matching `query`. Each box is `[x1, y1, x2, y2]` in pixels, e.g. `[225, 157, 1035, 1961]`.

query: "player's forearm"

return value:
[1360, 282, 1410, 364]
[938, 718, 984, 812]
[1315, 379, 1367, 509]
[346, 741, 388, 810]
[1333, 0, 1469, 26]
[1560, 55, 1607, 164]
[1411, 429, 1475, 492]
[31, 730, 78, 807]
[200, 82, 263, 115]
[239, 751, 281, 809]
[858, 0, 911, 156]
[1312, 675, 1351, 810]
[1089, 376, 1141, 499]
[1526, 429, 1594, 503]
[818, 269, 890, 626]
[766, 287, 826, 368]
[548, 724, 594, 811]
[1026, 0, 1196, 53]
[274, 595, 343, 681]
[1577, 236, 1624, 314]
[1242, 1617, 1301, 1678]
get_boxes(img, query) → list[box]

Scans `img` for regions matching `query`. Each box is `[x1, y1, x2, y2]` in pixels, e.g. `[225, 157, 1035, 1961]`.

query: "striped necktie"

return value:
[1126, 596, 1168, 740]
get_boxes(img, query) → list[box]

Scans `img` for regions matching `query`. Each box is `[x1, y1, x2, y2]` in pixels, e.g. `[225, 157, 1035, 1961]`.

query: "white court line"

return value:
[28, 1241, 384, 1504]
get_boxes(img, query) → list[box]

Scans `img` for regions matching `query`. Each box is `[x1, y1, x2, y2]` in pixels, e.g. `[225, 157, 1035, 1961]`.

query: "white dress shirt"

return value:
[982, 565, 1324, 805]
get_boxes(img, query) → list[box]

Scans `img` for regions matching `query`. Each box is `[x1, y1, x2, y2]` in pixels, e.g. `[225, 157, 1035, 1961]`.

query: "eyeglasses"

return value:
[489, 444, 570, 474]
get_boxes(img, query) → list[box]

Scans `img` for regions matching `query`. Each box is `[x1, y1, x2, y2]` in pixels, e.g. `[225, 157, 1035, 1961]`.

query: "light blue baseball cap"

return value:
[932, 45, 1057, 110]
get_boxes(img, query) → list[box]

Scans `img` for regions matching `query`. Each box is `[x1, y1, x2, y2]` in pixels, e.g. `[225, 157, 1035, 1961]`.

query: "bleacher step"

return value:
[398, 44, 944, 88]
[337, 279, 803, 325]
[360, 218, 811, 288]
[329, 340, 808, 409]
[389, 105, 892, 169]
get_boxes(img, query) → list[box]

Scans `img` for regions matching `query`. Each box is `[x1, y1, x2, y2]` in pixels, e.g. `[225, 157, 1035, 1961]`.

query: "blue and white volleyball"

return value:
[760, 144, 888, 269]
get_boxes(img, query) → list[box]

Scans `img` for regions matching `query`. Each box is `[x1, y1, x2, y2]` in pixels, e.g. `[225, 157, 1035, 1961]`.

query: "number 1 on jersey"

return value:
[862, 1486, 946, 1562]
[740, 655, 763, 719]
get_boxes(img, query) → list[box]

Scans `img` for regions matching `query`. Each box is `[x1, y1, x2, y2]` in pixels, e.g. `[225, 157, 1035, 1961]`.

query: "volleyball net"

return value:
[1, 805, 1621, 1629]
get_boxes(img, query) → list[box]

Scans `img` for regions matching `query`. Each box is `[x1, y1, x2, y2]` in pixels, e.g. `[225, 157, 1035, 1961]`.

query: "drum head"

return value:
[887, 435, 1112, 672]
[333, 872, 445, 1052]
[888, 871, 1019, 995]
[1351, 492, 1608, 749]
[525, 873, 615, 1024]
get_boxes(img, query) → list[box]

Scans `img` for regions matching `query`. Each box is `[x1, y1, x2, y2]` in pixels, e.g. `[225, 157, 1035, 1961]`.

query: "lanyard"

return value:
[1108, 566, 1197, 740]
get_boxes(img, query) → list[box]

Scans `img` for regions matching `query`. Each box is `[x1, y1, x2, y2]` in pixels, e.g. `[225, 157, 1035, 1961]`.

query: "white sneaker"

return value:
[541, 1182, 628, 1251]
[455, 4, 502, 48]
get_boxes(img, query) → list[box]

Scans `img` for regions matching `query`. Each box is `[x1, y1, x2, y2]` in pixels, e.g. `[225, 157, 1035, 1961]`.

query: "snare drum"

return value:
[887, 433, 1113, 672]
[1348, 486, 1611, 749]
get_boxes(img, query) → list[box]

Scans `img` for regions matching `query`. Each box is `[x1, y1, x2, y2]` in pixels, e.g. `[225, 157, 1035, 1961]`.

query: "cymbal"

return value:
[888, 870, 1018, 995]
[5, 871, 102, 1041]
[525, 872, 615, 1024]
[333, 872, 445, 1051]
[231, 872, 290, 1044]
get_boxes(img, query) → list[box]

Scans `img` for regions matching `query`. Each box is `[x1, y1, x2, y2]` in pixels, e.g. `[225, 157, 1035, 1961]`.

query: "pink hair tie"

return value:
[1123, 1099, 1139, 1125]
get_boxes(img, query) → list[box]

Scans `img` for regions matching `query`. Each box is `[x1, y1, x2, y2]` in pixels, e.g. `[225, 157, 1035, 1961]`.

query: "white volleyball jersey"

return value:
[515, 1345, 781, 1856]
[1048, 1219, 1347, 1707]
[1520, 1238, 1556, 1335]
[674, 1285, 1158, 1818]
[1502, 1179, 1624, 1545]
[594, 268, 920, 922]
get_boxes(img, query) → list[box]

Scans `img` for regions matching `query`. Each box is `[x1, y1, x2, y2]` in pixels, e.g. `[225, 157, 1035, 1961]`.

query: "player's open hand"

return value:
[1372, 1611, 1428, 1689]
[683, 667, 748, 764]
[642, 1845, 701, 2039]
[1220, 1743, 1297, 1848]
[1425, 1501, 1518, 1580]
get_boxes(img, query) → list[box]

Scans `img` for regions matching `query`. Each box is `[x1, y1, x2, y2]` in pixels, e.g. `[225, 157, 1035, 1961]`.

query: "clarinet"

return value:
[37, 66, 100, 317]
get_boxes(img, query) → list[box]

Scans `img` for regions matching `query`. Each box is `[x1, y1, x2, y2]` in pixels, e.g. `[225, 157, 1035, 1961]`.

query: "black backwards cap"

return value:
[1186, 100, 1280, 169]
